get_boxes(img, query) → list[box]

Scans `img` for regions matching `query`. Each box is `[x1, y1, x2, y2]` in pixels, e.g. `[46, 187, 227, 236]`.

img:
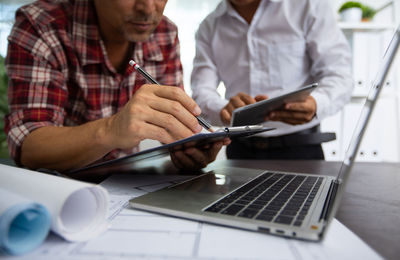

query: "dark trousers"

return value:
[226, 141, 324, 160]
[226, 126, 327, 160]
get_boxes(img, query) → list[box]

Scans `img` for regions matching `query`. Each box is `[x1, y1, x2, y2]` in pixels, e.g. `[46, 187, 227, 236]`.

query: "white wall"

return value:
[323, 0, 400, 162]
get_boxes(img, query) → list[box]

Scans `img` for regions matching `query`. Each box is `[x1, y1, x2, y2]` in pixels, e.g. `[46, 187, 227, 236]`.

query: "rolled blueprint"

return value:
[0, 164, 109, 242]
[0, 188, 50, 255]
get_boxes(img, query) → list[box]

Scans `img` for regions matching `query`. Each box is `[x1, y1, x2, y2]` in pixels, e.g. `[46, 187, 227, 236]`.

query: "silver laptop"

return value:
[130, 26, 400, 241]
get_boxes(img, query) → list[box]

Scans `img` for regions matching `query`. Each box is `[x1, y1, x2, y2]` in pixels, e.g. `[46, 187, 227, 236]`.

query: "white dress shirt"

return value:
[191, 0, 353, 137]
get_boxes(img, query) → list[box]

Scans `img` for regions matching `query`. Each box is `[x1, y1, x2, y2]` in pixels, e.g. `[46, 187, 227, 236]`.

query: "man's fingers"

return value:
[269, 110, 314, 124]
[237, 92, 257, 105]
[145, 109, 196, 141]
[225, 103, 235, 114]
[184, 145, 217, 169]
[184, 148, 208, 169]
[221, 93, 259, 124]
[171, 141, 225, 170]
[230, 97, 246, 109]
[209, 142, 224, 161]
[222, 137, 231, 146]
[268, 96, 316, 125]
[153, 85, 202, 116]
[255, 94, 268, 102]
[221, 109, 231, 124]
[189, 142, 222, 163]
[149, 98, 202, 134]
[279, 118, 308, 125]
[134, 122, 175, 144]
[221, 102, 235, 124]
[230, 92, 257, 108]
[285, 102, 310, 112]
[285, 96, 316, 113]
[170, 152, 184, 169]
[173, 150, 197, 169]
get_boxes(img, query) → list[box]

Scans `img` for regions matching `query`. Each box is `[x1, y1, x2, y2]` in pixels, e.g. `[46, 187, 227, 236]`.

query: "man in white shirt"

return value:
[191, 0, 353, 159]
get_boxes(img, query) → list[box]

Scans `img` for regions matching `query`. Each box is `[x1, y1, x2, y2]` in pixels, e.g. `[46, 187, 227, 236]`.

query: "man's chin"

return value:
[124, 31, 153, 43]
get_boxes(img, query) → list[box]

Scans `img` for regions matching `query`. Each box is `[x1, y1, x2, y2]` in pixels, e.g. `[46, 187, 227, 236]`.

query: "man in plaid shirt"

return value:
[5, 0, 228, 174]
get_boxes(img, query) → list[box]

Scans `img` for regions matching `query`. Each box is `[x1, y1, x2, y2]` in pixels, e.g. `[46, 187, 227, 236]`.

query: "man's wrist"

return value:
[93, 117, 116, 152]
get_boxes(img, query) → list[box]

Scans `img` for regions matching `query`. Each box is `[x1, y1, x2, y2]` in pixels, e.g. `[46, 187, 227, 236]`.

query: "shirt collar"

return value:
[214, 0, 283, 17]
[72, 0, 163, 67]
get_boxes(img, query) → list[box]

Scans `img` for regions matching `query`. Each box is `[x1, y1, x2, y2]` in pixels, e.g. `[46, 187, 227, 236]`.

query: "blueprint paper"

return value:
[0, 188, 50, 255]
[0, 164, 109, 241]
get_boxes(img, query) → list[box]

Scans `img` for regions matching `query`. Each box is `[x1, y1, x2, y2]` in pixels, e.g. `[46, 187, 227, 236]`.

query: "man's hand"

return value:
[21, 84, 205, 172]
[220, 93, 268, 124]
[105, 84, 203, 150]
[170, 138, 230, 171]
[267, 95, 317, 125]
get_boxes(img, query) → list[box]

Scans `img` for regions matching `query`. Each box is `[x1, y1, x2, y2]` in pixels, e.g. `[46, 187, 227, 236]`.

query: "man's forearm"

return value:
[20, 117, 114, 172]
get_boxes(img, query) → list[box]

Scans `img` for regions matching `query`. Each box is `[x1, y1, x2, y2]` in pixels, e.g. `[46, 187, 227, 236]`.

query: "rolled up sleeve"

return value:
[5, 21, 67, 164]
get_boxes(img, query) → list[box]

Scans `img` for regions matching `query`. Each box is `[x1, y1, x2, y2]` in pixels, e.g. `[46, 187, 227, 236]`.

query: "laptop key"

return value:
[247, 204, 264, 210]
[221, 204, 244, 216]
[238, 209, 259, 219]
[274, 216, 294, 225]
[256, 214, 274, 222]
[294, 221, 303, 227]
[260, 210, 277, 216]
[205, 206, 222, 213]
[269, 200, 285, 207]
[236, 199, 251, 205]
[205, 203, 229, 213]
[280, 210, 298, 216]
[265, 205, 281, 211]
[252, 200, 267, 206]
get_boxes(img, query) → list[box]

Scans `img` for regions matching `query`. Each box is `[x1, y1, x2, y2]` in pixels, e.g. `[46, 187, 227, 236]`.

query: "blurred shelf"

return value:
[339, 22, 395, 32]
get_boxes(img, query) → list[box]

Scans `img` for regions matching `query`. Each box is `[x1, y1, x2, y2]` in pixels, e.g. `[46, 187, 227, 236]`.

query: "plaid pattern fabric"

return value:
[5, 0, 183, 164]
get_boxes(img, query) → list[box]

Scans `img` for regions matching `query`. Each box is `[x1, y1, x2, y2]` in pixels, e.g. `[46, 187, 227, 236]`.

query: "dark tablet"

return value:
[231, 83, 318, 126]
[69, 126, 274, 175]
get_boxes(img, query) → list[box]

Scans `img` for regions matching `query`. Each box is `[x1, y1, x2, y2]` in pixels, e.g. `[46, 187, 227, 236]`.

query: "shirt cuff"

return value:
[310, 92, 330, 120]
[202, 98, 230, 127]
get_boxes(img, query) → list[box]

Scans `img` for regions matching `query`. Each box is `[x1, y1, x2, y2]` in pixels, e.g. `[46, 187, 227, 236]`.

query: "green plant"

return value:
[0, 55, 9, 158]
[338, 1, 363, 12]
[361, 5, 378, 20]
[339, 1, 393, 21]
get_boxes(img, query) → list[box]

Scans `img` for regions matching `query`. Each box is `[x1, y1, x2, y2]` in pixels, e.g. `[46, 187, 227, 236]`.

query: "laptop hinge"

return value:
[319, 180, 339, 221]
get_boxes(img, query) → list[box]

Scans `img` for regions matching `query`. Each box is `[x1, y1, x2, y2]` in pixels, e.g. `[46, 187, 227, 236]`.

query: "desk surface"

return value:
[203, 160, 400, 260]
[2, 158, 398, 259]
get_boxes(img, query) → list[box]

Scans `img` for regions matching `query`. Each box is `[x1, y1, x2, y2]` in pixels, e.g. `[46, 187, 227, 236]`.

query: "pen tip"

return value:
[129, 60, 136, 67]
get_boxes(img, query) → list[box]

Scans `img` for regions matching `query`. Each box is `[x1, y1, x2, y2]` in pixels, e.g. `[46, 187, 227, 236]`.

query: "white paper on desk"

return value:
[0, 164, 109, 241]
[73, 211, 382, 260]
[27, 210, 380, 260]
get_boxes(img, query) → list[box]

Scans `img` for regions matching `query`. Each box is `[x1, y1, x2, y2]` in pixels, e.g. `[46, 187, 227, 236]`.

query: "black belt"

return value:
[237, 125, 336, 150]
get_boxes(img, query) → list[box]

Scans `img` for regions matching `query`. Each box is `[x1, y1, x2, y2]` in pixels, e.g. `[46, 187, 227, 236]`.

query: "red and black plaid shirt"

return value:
[5, 0, 183, 164]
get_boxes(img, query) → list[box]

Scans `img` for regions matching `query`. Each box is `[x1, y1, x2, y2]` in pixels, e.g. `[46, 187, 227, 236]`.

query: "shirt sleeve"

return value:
[191, 19, 229, 126]
[5, 13, 67, 164]
[306, 0, 354, 119]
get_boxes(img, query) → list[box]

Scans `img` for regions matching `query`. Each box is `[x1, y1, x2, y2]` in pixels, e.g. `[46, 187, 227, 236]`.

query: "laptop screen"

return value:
[336, 26, 400, 184]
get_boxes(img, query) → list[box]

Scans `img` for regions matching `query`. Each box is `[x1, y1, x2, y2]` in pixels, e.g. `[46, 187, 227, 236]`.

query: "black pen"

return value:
[129, 60, 213, 131]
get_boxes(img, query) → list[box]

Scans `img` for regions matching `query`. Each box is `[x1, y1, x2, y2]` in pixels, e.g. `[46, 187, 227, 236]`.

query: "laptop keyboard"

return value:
[204, 172, 323, 226]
